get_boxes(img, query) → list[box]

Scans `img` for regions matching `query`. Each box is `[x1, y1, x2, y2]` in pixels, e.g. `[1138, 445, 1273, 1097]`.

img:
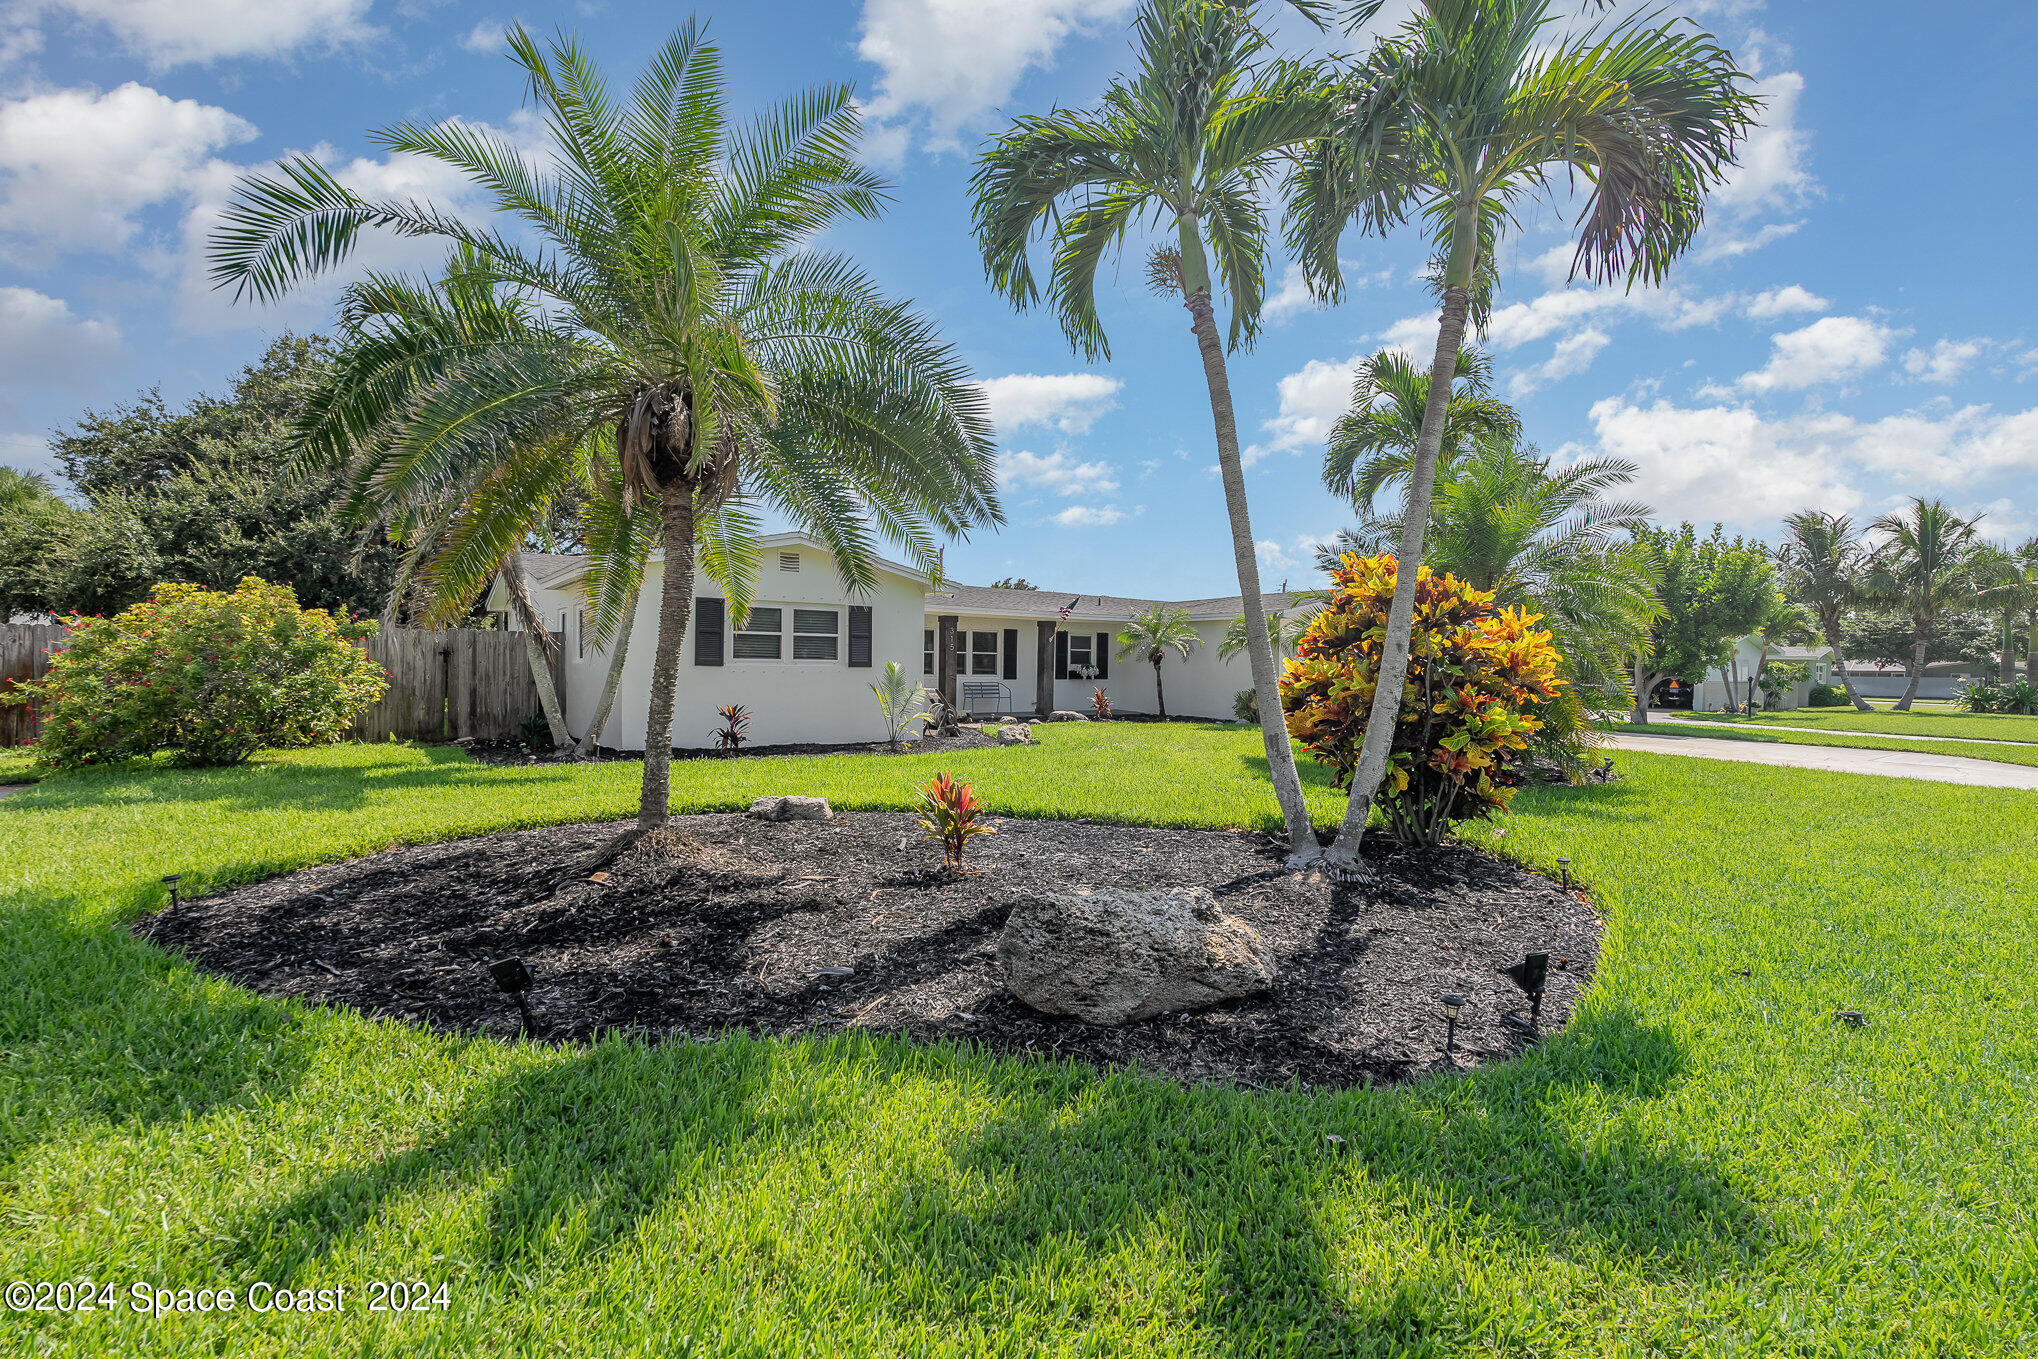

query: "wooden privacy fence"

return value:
[0, 623, 559, 747]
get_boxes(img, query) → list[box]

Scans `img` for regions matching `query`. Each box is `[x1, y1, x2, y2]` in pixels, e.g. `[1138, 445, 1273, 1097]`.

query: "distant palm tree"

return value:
[0, 467, 60, 514]
[971, 0, 1332, 860]
[1972, 541, 2038, 685]
[1741, 594, 1814, 712]
[1116, 604, 1201, 719]
[1218, 602, 1319, 662]
[1287, 0, 1757, 873]
[1322, 348, 1519, 508]
[1777, 509, 1876, 712]
[1864, 498, 1981, 711]
[213, 22, 1001, 831]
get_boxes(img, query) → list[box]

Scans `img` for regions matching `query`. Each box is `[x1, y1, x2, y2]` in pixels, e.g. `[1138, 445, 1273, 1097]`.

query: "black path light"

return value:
[1557, 857, 1572, 890]
[487, 956, 539, 1036]
[1441, 994, 1464, 1058]
[161, 874, 182, 908]
[1499, 951, 1550, 1034]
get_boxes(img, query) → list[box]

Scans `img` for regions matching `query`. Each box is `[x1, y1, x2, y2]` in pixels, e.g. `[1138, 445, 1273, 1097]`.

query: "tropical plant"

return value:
[210, 21, 1000, 833]
[1218, 600, 1319, 662]
[1322, 348, 1519, 508]
[5, 578, 386, 769]
[1957, 677, 2038, 716]
[1756, 659, 1811, 710]
[971, 0, 1330, 860]
[1971, 540, 2038, 686]
[1286, 0, 1756, 872]
[1115, 604, 1201, 719]
[870, 660, 929, 750]
[1091, 686, 1114, 720]
[1741, 594, 1814, 712]
[1629, 524, 1774, 723]
[1863, 498, 1982, 711]
[711, 703, 750, 756]
[1777, 509, 1875, 711]
[1279, 553, 1563, 845]
[915, 771, 996, 870]
[1232, 687, 1259, 724]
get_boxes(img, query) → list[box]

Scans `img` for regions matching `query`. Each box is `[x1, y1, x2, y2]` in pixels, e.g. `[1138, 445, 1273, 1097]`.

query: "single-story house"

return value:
[1690, 639, 1836, 712]
[497, 533, 1307, 750]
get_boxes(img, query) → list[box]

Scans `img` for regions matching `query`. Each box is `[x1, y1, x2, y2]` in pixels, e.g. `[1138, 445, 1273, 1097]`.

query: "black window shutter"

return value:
[848, 605, 873, 668]
[1001, 628, 1018, 679]
[1095, 632, 1110, 678]
[694, 596, 724, 666]
[1054, 630, 1069, 680]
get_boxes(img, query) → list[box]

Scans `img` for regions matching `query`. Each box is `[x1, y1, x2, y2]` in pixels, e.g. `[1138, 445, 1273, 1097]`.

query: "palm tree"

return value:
[1777, 510, 1876, 712]
[1323, 348, 1519, 508]
[1219, 601, 1319, 661]
[1864, 498, 1981, 712]
[1287, 0, 1756, 872]
[971, 0, 1331, 862]
[213, 22, 1001, 830]
[1972, 541, 2038, 686]
[0, 467, 60, 514]
[1741, 593, 1813, 712]
[1116, 604, 1201, 718]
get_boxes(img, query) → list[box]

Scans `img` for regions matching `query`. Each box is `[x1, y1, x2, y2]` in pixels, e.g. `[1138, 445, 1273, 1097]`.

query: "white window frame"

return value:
[1067, 633, 1093, 674]
[969, 629, 999, 676]
[923, 628, 935, 676]
[730, 602, 843, 665]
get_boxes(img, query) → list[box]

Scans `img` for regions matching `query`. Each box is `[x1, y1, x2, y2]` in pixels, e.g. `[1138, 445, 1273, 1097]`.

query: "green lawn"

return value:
[3, 728, 2034, 1356]
[1610, 720, 2038, 769]
[1659, 704, 2038, 743]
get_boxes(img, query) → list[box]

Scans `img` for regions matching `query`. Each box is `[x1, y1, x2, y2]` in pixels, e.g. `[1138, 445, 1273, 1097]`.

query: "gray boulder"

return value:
[997, 886, 1276, 1026]
[1045, 710, 1089, 722]
[747, 795, 833, 822]
[995, 723, 1033, 745]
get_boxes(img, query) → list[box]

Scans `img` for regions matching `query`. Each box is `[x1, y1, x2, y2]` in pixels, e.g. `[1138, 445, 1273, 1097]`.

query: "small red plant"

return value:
[712, 703, 750, 755]
[916, 771, 995, 870]
[1090, 686, 1113, 720]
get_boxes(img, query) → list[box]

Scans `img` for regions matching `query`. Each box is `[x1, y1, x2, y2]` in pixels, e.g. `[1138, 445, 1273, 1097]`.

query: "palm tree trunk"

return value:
[1894, 622, 1927, 711]
[500, 553, 570, 749]
[1178, 218, 1316, 862]
[1323, 209, 1479, 873]
[571, 581, 639, 761]
[1632, 654, 1654, 724]
[638, 485, 697, 830]
[1153, 657, 1167, 720]
[1820, 615, 1874, 711]
[2001, 611, 2017, 684]
[2026, 612, 2036, 686]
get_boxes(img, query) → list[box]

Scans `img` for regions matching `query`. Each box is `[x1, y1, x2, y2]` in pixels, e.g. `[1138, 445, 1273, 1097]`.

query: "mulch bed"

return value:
[142, 814, 1601, 1091]
[458, 724, 1007, 766]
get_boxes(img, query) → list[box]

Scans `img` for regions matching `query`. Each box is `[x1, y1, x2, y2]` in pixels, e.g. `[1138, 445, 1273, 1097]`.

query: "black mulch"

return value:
[142, 814, 1601, 1091]
[458, 724, 1008, 766]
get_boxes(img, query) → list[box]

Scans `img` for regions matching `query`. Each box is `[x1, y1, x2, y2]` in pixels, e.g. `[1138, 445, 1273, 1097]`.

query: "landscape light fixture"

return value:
[1441, 994, 1464, 1057]
[487, 956, 539, 1036]
[161, 874, 182, 908]
[1499, 951, 1550, 1033]
[1556, 857, 1572, 890]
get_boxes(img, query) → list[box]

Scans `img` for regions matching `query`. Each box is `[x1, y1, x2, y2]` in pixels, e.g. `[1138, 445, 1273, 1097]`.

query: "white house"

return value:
[499, 533, 1305, 751]
[1689, 638, 1836, 712]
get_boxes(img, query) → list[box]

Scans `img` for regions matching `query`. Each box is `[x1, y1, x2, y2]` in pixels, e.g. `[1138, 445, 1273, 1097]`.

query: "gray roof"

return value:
[926, 583, 1310, 621]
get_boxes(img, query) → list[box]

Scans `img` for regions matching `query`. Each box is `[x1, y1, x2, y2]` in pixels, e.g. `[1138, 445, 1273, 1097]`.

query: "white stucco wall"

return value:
[927, 614, 1262, 721]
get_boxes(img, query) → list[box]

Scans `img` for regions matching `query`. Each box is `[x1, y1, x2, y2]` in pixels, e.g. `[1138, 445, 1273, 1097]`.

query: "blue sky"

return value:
[2, 0, 2034, 599]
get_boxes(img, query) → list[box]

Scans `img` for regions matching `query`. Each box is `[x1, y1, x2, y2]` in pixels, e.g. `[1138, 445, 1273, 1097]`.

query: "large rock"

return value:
[747, 795, 833, 822]
[997, 886, 1276, 1026]
[1045, 710, 1089, 722]
[995, 723, 1033, 745]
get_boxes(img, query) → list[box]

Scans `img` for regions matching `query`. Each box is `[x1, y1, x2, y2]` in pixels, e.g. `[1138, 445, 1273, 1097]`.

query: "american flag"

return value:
[1057, 597, 1080, 620]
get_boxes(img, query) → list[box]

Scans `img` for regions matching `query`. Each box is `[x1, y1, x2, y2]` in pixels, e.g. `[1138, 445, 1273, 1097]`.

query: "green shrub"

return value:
[1807, 684, 1849, 707]
[1959, 679, 2038, 715]
[6, 577, 386, 768]
[1232, 688, 1257, 724]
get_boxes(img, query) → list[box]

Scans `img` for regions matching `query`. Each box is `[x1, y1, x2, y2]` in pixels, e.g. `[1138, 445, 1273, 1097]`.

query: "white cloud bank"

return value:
[11, 0, 375, 69]
[1002, 448, 1120, 497]
[979, 371, 1123, 435]
[1737, 315, 1899, 393]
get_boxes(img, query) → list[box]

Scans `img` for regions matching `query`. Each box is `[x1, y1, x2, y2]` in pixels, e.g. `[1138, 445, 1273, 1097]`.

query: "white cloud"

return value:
[1052, 504, 1124, 527]
[1508, 327, 1610, 397]
[0, 83, 256, 259]
[1712, 70, 1814, 215]
[1694, 219, 1803, 263]
[0, 287, 123, 392]
[1262, 263, 1322, 325]
[979, 371, 1122, 435]
[461, 18, 509, 55]
[1901, 338, 1985, 385]
[1738, 315, 1899, 393]
[857, 0, 1135, 155]
[1252, 353, 1363, 462]
[1003, 448, 1119, 497]
[19, 0, 375, 68]
[1255, 532, 1335, 578]
[1743, 285, 1827, 320]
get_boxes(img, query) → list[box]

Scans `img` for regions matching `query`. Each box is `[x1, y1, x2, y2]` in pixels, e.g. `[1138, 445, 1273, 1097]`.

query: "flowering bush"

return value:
[6, 577, 386, 769]
[915, 771, 995, 869]
[1279, 553, 1565, 844]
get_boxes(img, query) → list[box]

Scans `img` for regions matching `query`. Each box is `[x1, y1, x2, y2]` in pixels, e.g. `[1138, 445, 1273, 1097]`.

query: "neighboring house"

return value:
[496, 533, 1307, 750]
[1839, 658, 1991, 702]
[1691, 639, 1835, 712]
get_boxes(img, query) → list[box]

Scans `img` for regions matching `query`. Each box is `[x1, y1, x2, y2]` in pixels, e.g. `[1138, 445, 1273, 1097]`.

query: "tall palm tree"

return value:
[1116, 604, 1201, 718]
[1287, 0, 1756, 872]
[1741, 593, 1813, 712]
[1323, 347, 1519, 508]
[1777, 509, 1875, 712]
[1972, 541, 2038, 686]
[1864, 498, 1981, 712]
[971, 0, 1331, 862]
[213, 22, 1001, 830]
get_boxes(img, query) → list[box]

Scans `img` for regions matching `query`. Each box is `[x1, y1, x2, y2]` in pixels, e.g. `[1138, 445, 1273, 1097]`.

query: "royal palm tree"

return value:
[1287, 0, 1756, 873]
[1777, 509, 1876, 712]
[213, 23, 1001, 831]
[971, 0, 1330, 861]
[1972, 541, 2038, 686]
[1864, 498, 1981, 712]
[1116, 604, 1201, 719]
[1322, 347, 1519, 508]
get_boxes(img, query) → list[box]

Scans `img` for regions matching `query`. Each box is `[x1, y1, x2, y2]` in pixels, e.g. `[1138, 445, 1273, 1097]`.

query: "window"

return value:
[1068, 633, 1093, 675]
[733, 606, 783, 660]
[970, 630, 998, 675]
[792, 608, 839, 661]
[923, 628, 935, 676]
[576, 608, 586, 659]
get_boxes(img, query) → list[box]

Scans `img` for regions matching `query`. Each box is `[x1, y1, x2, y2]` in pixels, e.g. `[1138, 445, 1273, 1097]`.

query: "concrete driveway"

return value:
[1603, 732, 2038, 790]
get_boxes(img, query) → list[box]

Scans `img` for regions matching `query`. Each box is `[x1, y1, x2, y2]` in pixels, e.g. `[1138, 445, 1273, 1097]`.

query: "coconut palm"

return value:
[1286, 0, 1756, 872]
[212, 22, 1001, 831]
[1972, 541, 2038, 686]
[971, 0, 1331, 861]
[1863, 498, 1981, 712]
[1323, 347, 1519, 508]
[1219, 601, 1320, 661]
[1776, 510, 1876, 712]
[1116, 604, 1201, 719]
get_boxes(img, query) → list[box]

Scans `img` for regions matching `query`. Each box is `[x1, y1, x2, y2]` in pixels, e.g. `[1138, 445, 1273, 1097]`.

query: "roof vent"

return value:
[779, 551, 800, 572]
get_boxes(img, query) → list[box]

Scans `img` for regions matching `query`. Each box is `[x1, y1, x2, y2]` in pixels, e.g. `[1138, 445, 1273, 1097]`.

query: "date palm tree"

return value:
[212, 22, 1001, 830]
[1116, 604, 1202, 719]
[1864, 498, 1981, 712]
[1323, 347, 1519, 508]
[1287, 0, 1756, 873]
[971, 0, 1332, 861]
[1777, 509, 1876, 711]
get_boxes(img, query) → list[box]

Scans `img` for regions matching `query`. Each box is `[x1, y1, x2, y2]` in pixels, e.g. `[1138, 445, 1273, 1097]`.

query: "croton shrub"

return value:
[1279, 553, 1565, 845]
[9, 577, 387, 769]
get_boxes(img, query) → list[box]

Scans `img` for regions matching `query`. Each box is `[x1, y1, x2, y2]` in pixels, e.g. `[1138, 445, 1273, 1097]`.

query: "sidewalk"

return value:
[1646, 714, 2038, 748]
[1602, 732, 2038, 790]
